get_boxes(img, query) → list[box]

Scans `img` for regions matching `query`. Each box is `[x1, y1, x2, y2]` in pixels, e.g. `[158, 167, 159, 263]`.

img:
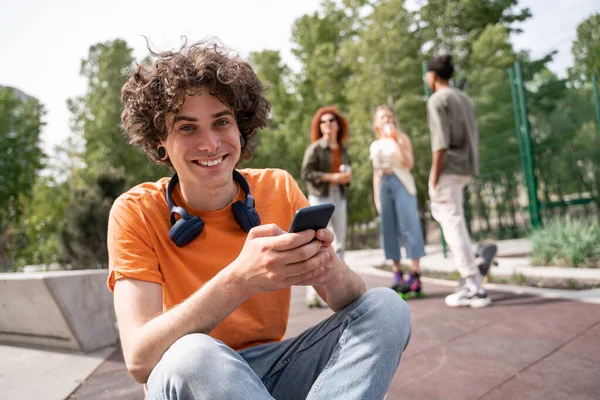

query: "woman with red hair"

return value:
[301, 106, 352, 308]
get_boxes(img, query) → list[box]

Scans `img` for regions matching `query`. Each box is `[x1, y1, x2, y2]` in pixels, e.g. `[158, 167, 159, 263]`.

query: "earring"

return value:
[157, 146, 168, 160]
[240, 134, 246, 148]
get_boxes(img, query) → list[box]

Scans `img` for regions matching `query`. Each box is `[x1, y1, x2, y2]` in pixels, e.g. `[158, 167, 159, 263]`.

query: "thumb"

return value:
[247, 223, 284, 239]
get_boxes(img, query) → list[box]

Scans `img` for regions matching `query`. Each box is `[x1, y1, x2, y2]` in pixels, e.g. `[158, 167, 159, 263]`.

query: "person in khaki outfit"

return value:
[425, 55, 491, 308]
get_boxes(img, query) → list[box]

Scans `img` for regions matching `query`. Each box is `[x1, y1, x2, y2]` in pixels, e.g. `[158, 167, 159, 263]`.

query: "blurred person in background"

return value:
[301, 106, 352, 308]
[370, 106, 425, 298]
[425, 54, 491, 308]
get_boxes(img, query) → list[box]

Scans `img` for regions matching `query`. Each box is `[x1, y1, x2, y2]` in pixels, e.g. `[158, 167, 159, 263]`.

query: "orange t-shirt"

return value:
[107, 168, 310, 351]
[331, 147, 342, 173]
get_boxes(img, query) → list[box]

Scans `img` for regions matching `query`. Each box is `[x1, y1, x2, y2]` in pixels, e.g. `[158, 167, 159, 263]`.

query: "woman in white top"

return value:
[370, 106, 425, 295]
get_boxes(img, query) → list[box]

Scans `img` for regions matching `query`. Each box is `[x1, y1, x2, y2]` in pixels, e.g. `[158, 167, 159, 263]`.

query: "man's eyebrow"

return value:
[173, 115, 197, 123]
[212, 110, 233, 118]
[173, 110, 233, 122]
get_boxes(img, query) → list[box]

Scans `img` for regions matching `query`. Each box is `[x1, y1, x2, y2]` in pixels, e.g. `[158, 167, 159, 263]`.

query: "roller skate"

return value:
[397, 272, 425, 300]
[390, 270, 405, 292]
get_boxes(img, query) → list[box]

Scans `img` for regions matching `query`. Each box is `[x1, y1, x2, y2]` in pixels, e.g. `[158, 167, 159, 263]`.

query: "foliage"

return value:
[417, 0, 531, 88]
[531, 217, 600, 268]
[0, 87, 45, 270]
[67, 40, 169, 189]
[245, 50, 306, 182]
[343, 0, 428, 224]
[6, 1, 600, 271]
[464, 25, 521, 235]
[59, 171, 126, 269]
[14, 176, 70, 268]
[529, 75, 599, 215]
[568, 13, 600, 84]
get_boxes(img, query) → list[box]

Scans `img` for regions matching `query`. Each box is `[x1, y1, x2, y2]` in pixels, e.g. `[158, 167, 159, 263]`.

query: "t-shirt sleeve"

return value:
[285, 170, 310, 213]
[427, 96, 450, 152]
[107, 196, 163, 293]
[369, 142, 376, 161]
[369, 142, 379, 169]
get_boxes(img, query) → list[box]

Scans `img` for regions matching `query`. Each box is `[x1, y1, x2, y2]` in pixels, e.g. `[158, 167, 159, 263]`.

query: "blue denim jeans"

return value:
[146, 288, 412, 400]
[379, 174, 426, 261]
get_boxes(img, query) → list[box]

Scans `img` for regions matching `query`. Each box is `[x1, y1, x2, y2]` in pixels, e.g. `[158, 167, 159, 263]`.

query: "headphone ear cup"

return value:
[169, 216, 205, 247]
[232, 201, 261, 233]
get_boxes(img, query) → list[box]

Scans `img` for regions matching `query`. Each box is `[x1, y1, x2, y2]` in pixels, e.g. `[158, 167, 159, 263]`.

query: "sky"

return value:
[1, 0, 598, 156]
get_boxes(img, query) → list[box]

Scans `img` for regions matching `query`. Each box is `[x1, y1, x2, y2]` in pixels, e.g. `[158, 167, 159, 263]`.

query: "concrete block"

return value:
[0, 270, 118, 352]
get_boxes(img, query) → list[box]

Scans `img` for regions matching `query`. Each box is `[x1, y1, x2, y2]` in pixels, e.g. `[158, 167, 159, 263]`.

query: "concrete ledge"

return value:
[0, 270, 118, 352]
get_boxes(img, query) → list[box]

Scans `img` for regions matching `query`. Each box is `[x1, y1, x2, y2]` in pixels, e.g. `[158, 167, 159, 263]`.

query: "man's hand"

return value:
[429, 176, 439, 191]
[430, 149, 447, 192]
[299, 227, 367, 311]
[228, 224, 331, 296]
[295, 228, 343, 287]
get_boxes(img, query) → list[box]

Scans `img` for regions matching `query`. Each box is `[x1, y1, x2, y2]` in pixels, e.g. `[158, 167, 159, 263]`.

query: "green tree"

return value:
[291, 0, 356, 112]
[67, 39, 168, 189]
[528, 73, 599, 215]
[0, 87, 45, 270]
[418, 0, 531, 88]
[60, 171, 126, 269]
[343, 0, 428, 224]
[245, 50, 305, 180]
[569, 13, 600, 84]
[16, 175, 70, 268]
[247, 1, 361, 186]
[466, 24, 519, 235]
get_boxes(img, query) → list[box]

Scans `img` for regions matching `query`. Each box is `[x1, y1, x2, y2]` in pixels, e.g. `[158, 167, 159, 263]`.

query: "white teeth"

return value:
[197, 156, 224, 167]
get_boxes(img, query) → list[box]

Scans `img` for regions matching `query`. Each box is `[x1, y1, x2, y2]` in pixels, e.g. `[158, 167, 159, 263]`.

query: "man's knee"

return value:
[362, 288, 412, 346]
[148, 333, 232, 386]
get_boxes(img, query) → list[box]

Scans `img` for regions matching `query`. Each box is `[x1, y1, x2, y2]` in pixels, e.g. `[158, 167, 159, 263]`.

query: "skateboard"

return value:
[477, 242, 498, 278]
[457, 242, 498, 286]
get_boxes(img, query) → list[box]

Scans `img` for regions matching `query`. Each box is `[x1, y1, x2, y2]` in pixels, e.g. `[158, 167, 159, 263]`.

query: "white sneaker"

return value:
[445, 287, 491, 308]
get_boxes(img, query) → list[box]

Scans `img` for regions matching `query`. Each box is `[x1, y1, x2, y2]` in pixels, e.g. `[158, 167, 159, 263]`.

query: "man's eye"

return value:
[180, 125, 194, 131]
[216, 119, 229, 126]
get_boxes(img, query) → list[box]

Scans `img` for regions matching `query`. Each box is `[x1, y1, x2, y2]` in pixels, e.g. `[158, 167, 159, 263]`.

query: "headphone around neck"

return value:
[165, 170, 261, 247]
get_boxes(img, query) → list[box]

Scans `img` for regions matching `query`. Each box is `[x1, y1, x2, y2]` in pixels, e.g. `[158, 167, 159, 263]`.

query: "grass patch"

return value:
[531, 217, 600, 268]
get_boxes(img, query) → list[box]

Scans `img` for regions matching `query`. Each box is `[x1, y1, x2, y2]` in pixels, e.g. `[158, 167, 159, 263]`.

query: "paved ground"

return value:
[67, 271, 600, 400]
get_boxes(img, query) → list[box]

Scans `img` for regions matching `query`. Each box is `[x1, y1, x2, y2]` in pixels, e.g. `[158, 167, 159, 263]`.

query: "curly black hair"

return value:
[121, 38, 270, 166]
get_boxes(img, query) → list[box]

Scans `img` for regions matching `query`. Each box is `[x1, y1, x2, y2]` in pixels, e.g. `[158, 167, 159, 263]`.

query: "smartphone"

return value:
[288, 204, 335, 233]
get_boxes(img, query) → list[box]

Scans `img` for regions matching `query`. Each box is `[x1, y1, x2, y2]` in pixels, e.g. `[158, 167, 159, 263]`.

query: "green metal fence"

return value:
[433, 62, 600, 243]
[512, 64, 599, 230]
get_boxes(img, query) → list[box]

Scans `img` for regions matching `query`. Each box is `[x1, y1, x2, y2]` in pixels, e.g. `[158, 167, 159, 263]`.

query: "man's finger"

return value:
[247, 223, 284, 239]
[279, 241, 325, 268]
[282, 249, 329, 279]
[270, 230, 316, 251]
[315, 228, 334, 244]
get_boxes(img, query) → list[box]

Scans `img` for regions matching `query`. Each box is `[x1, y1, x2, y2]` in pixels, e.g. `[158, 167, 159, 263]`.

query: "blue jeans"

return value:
[379, 174, 426, 261]
[146, 288, 411, 399]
